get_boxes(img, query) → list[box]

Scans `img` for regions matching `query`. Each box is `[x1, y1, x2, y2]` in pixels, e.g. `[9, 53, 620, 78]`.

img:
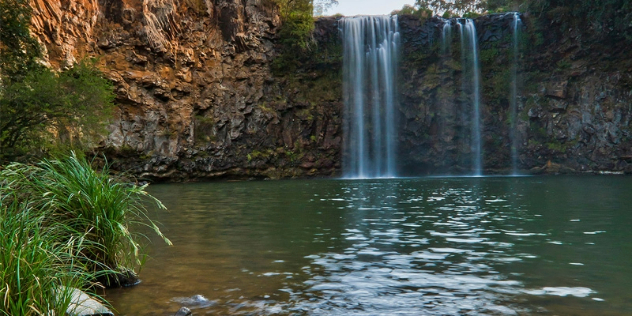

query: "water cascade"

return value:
[441, 20, 452, 55]
[341, 16, 400, 179]
[439, 20, 458, 172]
[510, 13, 522, 175]
[459, 19, 483, 176]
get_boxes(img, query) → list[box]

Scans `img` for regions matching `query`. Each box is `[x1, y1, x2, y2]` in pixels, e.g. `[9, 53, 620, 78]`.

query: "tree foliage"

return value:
[0, 0, 115, 161]
[414, 0, 487, 16]
[272, 0, 338, 75]
[0, 0, 41, 80]
[406, 0, 632, 43]
[0, 60, 115, 159]
[274, 0, 338, 18]
[313, 0, 339, 16]
[274, 0, 338, 50]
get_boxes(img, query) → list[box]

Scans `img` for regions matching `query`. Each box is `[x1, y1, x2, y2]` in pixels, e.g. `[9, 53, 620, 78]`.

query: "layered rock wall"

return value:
[397, 13, 632, 175]
[30, 0, 342, 180]
[29, 2, 632, 179]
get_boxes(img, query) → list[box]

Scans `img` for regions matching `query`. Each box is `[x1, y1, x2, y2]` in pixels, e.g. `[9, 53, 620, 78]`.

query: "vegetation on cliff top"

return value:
[272, 0, 339, 72]
[402, 0, 632, 41]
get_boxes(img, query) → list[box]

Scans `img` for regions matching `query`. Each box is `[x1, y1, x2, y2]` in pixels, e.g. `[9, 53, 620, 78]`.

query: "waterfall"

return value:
[439, 20, 455, 172]
[510, 13, 522, 175]
[341, 16, 400, 179]
[459, 19, 483, 176]
[441, 20, 452, 56]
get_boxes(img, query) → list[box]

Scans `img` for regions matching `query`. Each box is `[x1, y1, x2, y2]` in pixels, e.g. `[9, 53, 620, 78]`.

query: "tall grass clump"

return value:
[0, 152, 171, 287]
[0, 195, 98, 316]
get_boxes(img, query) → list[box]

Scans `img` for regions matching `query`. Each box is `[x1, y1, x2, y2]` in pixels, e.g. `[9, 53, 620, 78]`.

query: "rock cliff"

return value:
[29, 1, 632, 179]
[397, 13, 632, 175]
[30, 0, 342, 181]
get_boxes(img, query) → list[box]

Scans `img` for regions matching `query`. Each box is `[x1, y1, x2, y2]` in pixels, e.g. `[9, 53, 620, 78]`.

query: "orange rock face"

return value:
[29, 0, 342, 180]
[30, 0, 99, 67]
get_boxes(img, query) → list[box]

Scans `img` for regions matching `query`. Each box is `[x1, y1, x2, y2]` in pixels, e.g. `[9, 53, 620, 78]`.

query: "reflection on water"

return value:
[106, 177, 632, 315]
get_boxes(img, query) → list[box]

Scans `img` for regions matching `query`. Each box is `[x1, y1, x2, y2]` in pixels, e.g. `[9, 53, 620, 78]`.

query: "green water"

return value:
[106, 176, 632, 315]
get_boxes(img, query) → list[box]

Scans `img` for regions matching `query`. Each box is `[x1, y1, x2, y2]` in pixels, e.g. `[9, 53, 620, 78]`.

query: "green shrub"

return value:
[462, 11, 481, 18]
[0, 60, 115, 162]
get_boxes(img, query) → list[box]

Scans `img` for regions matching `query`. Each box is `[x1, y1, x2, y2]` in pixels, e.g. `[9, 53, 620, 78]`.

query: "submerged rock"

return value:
[97, 270, 141, 288]
[174, 307, 192, 316]
[171, 294, 217, 309]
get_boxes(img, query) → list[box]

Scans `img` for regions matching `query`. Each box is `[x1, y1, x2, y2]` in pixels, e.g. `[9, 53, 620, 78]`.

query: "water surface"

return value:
[106, 176, 632, 315]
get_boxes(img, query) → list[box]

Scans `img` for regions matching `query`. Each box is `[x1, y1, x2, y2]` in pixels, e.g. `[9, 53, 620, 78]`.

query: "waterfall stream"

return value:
[341, 16, 400, 179]
[459, 19, 483, 176]
[441, 20, 452, 55]
[511, 13, 523, 175]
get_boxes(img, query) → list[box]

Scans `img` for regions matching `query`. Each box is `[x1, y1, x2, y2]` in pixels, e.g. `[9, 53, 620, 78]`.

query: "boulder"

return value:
[174, 307, 192, 316]
[61, 287, 114, 316]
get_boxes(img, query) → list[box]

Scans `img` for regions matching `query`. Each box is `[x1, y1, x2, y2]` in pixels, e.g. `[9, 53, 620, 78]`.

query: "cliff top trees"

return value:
[414, 0, 487, 16]
[273, 0, 339, 49]
[0, 0, 115, 162]
[274, 0, 338, 18]
[313, 0, 339, 16]
[272, 0, 338, 74]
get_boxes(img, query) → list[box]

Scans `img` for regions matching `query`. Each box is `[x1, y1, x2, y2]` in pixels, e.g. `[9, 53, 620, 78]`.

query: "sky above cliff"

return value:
[326, 0, 415, 16]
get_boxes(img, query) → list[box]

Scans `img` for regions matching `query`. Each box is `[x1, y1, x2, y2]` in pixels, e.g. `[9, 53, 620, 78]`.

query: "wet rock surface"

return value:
[173, 306, 192, 316]
[62, 287, 114, 316]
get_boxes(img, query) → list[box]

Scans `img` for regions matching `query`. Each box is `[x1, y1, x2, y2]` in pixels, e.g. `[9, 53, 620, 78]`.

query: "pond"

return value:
[106, 176, 632, 315]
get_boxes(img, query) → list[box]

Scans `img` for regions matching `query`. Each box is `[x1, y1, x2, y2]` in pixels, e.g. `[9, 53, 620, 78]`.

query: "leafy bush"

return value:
[414, 0, 485, 16]
[395, 4, 433, 18]
[278, 10, 315, 51]
[0, 60, 115, 162]
[271, 0, 338, 74]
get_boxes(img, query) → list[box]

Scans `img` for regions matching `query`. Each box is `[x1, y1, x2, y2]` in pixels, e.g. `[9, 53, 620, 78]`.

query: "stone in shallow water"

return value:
[171, 294, 217, 308]
[62, 287, 114, 316]
[174, 307, 192, 316]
